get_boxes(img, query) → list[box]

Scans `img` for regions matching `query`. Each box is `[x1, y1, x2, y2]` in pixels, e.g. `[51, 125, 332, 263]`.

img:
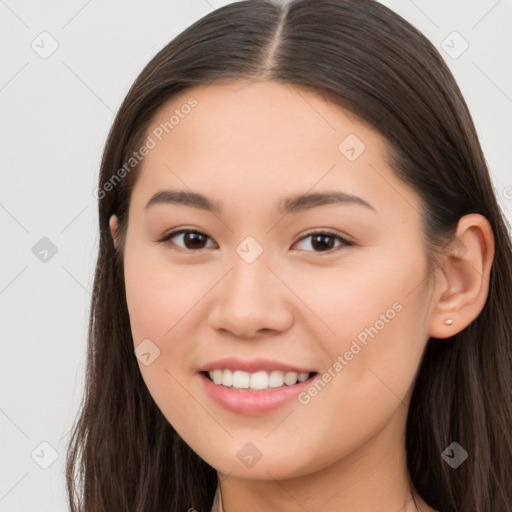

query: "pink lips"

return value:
[197, 357, 317, 416]
[197, 357, 315, 374]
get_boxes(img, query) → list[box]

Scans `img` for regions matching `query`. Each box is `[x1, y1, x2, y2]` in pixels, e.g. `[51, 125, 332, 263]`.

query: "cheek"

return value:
[290, 250, 426, 352]
[123, 245, 211, 345]
[292, 246, 430, 403]
[123, 249, 215, 436]
[123, 247, 219, 405]
[279, 262, 428, 473]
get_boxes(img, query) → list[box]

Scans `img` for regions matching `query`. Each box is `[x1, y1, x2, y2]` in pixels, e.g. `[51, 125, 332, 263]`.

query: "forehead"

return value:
[131, 80, 418, 221]
[145, 80, 381, 163]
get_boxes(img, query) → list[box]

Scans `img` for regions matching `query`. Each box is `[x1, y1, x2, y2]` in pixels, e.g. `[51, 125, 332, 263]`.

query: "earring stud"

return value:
[444, 318, 453, 326]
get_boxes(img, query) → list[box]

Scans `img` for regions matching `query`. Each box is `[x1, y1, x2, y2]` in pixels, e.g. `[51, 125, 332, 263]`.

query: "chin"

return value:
[199, 446, 317, 481]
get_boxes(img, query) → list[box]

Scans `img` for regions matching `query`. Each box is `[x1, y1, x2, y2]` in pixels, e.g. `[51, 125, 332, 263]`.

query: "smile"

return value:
[205, 369, 314, 390]
[199, 369, 318, 415]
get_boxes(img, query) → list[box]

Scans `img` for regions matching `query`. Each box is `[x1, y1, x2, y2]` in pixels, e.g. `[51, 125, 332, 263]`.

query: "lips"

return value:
[197, 357, 315, 374]
[197, 357, 318, 415]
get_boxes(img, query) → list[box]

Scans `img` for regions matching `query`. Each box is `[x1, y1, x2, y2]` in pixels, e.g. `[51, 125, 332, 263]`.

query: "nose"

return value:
[208, 254, 294, 340]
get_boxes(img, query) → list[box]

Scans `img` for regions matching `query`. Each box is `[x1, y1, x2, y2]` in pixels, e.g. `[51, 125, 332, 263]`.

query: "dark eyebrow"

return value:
[145, 190, 221, 213]
[278, 191, 375, 214]
[144, 189, 375, 214]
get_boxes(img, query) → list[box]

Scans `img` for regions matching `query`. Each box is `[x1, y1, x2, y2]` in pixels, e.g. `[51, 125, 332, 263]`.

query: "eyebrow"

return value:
[144, 189, 375, 214]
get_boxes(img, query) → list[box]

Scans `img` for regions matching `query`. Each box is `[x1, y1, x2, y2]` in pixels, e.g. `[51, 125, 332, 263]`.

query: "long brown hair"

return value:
[65, 1, 512, 510]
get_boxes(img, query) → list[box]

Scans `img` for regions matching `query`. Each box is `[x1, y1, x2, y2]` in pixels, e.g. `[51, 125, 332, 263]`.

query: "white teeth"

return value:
[250, 371, 268, 390]
[207, 369, 312, 390]
[297, 372, 309, 382]
[284, 372, 298, 385]
[223, 369, 233, 387]
[268, 370, 284, 388]
[232, 370, 250, 388]
[211, 369, 223, 385]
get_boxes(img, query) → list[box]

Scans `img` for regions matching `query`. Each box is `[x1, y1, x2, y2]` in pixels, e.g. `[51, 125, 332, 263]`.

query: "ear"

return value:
[109, 214, 119, 249]
[429, 214, 495, 339]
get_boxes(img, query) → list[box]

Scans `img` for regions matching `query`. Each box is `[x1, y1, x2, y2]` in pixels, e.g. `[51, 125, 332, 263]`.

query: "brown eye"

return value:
[294, 231, 351, 253]
[158, 229, 216, 251]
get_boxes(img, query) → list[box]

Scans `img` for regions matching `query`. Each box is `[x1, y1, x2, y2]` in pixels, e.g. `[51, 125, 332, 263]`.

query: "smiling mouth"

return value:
[202, 369, 318, 391]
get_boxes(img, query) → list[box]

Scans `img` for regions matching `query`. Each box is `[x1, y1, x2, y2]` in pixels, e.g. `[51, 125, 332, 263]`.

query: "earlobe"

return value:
[429, 214, 494, 339]
[109, 215, 119, 249]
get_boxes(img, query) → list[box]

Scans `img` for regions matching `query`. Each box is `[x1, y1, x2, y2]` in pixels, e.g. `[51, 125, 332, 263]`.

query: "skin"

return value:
[109, 80, 494, 512]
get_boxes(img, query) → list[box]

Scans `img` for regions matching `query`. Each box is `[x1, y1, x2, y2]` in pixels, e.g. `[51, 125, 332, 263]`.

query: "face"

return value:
[115, 80, 435, 480]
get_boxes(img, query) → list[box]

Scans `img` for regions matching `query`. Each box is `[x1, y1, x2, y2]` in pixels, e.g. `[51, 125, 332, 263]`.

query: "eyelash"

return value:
[156, 228, 352, 254]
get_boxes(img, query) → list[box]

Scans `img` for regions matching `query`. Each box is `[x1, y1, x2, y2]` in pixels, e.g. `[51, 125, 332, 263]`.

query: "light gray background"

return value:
[1, 0, 511, 510]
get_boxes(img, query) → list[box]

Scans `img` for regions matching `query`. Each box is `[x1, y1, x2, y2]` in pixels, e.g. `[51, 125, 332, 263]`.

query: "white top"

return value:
[210, 484, 223, 512]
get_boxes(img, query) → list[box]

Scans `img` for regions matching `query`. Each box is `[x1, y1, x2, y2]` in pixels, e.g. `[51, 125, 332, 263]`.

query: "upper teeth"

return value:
[208, 369, 310, 390]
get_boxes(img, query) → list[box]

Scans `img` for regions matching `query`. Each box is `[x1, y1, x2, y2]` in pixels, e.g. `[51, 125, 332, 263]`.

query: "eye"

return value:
[293, 230, 351, 253]
[156, 228, 351, 254]
[156, 229, 217, 251]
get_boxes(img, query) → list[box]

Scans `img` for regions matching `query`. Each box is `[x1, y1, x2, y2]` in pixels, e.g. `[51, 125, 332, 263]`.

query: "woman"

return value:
[66, 1, 512, 511]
